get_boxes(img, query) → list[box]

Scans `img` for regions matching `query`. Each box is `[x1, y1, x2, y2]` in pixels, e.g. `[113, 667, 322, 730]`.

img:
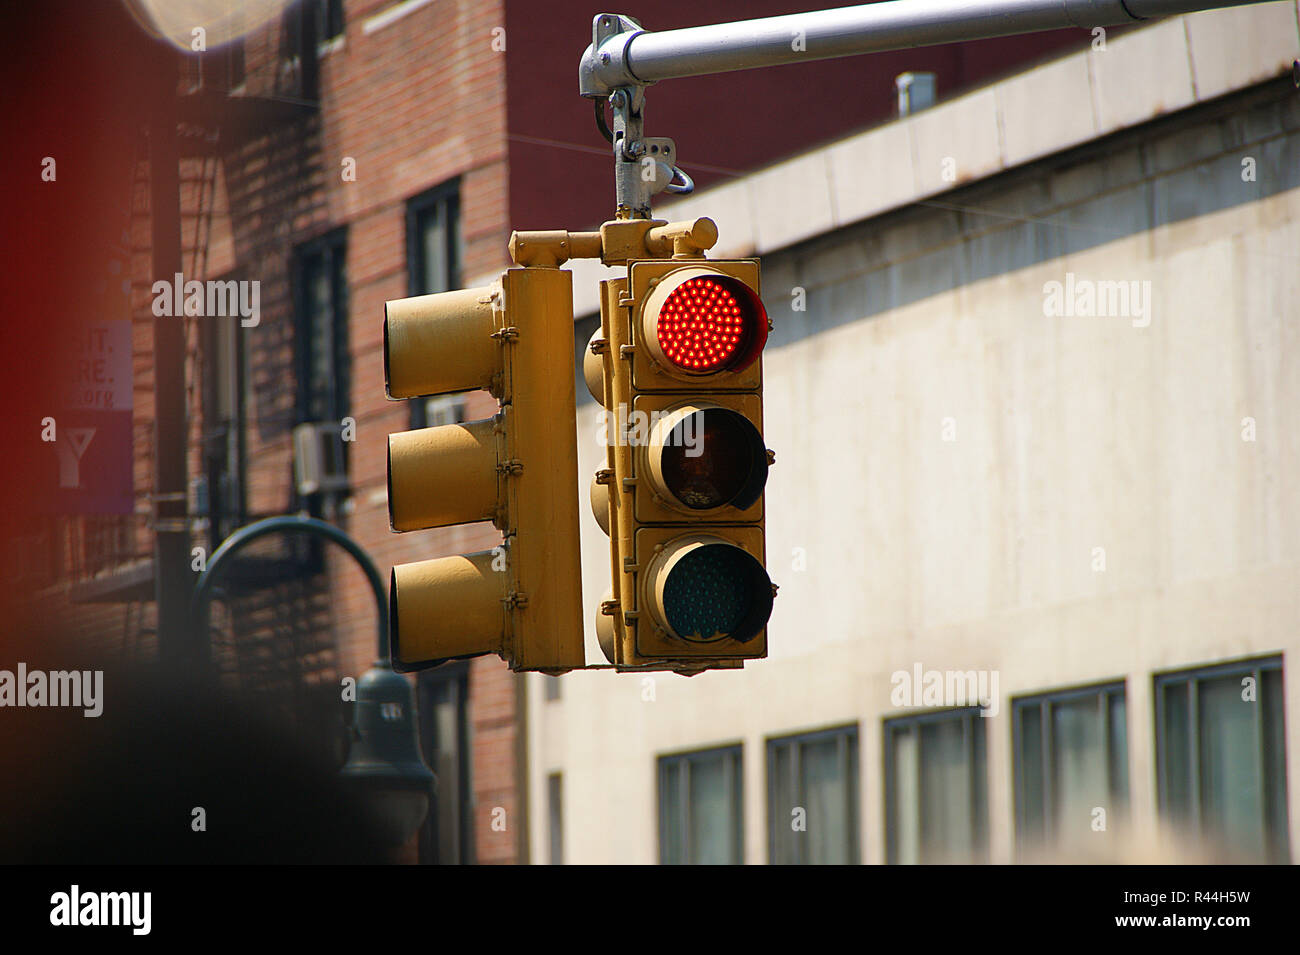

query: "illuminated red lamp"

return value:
[642, 270, 767, 377]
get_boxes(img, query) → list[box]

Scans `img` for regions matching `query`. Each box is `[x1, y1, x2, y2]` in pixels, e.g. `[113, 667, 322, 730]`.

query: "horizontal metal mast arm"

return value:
[580, 0, 1265, 94]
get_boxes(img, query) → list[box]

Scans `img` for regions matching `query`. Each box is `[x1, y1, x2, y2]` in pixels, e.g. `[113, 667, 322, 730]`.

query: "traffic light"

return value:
[384, 265, 584, 673]
[587, 250, 776, 673]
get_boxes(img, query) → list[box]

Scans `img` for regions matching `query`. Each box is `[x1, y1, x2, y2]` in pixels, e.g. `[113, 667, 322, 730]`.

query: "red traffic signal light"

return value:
[642, 269, 768, 376]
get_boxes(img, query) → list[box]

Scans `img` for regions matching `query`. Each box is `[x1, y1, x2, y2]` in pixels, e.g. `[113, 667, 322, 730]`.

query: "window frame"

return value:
[404, 180, 463, 430]
[1010, 680, 1128, 857]
[547, 772, 563, 865]
[417, 661, 474, 865]
[318, 0, 345, 42]
[766, 723, 860, 865]
[291, 227, 349, 428]
[200, 287, 248, 546]
[1153, 655, 1288, 863]
[657, 742, 745, 865]
[883, 707, 988, 864]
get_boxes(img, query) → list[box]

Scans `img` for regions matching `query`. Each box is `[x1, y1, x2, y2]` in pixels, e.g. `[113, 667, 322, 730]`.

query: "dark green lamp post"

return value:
[340, 663, 435, 847]
[193, 515, 434, 849]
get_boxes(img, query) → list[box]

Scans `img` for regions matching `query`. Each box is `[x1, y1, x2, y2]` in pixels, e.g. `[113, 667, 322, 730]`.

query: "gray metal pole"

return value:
[580, 0, 1266, 94]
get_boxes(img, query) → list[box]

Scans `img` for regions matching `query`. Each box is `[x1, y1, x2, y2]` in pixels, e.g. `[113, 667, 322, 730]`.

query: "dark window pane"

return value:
[919, 718, 969, 861]
[1156, 660, 1288, 863]
[659, 747, 741, 865]
[406, 186, 460, 429]
[890, 724, 919, 864]
[1199, 674, 1264, 857]
[1262, 669, 1290, 862]
[418, 203, 450, 294]
[1108, 693, 1129, 811]
[1017, 704, 1044, 845]
[768, 727, 857, 865]
[547, 774, 563, 865]
[660, 759, 684, 865]
[1161, 681, 1192, 820]
[1051, 696, 1106, 846]
[769, 740, 795, 864]
[229, 39, 245, 88]
[803, 737, 849, 864]
[972, 714, 987, 855]
[294, 235, 347, 428]
[304, 257, 331, 420]
[418, 667, 471, 865]
[687, 755, 731, 864]
[430, 682, 461, 862]
[1014, 686, 1127, 858]
[887, 712, 983, 864]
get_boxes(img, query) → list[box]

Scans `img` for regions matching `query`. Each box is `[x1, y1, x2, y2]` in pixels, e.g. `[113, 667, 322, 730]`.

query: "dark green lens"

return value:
[663, 545, 755, 641]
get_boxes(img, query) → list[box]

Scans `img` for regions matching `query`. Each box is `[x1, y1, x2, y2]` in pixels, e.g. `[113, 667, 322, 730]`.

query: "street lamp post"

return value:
[191, 515, 434, 851]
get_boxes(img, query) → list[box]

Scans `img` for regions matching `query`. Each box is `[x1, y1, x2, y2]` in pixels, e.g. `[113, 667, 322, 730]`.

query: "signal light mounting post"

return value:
[579, 0, 1265, 221]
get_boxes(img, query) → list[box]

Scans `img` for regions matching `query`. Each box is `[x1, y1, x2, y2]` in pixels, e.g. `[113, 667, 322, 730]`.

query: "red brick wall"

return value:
[201, 0, 526, 863]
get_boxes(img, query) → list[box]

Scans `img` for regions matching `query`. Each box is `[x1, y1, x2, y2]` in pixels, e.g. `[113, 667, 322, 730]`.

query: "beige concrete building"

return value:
[525, 4, 1300, 864]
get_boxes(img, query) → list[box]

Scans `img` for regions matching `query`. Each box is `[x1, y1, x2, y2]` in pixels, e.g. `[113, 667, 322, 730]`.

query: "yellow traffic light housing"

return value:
[385, 266, 584, 674]
[586, 238, 775, 674]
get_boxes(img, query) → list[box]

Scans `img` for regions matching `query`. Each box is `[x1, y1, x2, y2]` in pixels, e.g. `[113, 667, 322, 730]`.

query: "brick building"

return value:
[27, 0, 1089, 863]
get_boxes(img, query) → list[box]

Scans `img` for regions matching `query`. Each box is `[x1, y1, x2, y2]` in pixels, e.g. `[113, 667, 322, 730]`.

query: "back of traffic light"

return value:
[581, 218, 777, 674]
[384, 266, 584, 674]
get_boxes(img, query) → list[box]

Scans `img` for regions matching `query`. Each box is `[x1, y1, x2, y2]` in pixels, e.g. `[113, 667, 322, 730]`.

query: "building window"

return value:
[201, 297, 246, 544]
[548, 773, 563, 865]
[317, 0, 345, 41]
[228, 37, 246, 89]
[417, 663, 474, 864]
[1156, 657, 1289, 863]
[406, 182, 463, 430]
[1012, 683, 1128, 857]
[767, 726, 858, 864]
[884, 709, 986, 864]
[413, 394, 468, 433]
[659, 744, 743, 864]
[285, 0, 344, 46]
[292, 230, 348, 426]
